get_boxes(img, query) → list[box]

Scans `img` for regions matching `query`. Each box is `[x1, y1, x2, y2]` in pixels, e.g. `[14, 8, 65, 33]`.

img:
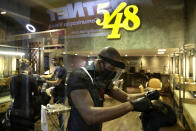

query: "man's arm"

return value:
[127, 93, 145, 100]
[107, 87, 129, 102]
[46, 67, 66, 86]
[107, 87, 146, 102]
[70, 89, 133, 125]
[41, 74, 54, 79]
[46, 78, 62, 86]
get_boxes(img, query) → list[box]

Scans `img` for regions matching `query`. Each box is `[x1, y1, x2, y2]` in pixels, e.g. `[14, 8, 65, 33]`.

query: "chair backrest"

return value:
[148, 78, 162, 90]
[10, 74, 29, 111]
[10, 74, 37, 119]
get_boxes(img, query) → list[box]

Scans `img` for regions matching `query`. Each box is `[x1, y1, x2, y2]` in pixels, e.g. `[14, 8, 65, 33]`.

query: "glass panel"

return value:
[0, 0, 189, 130]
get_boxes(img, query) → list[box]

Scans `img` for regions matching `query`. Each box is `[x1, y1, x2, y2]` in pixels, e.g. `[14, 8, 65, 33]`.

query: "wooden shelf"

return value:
[44, 44, 64, 47]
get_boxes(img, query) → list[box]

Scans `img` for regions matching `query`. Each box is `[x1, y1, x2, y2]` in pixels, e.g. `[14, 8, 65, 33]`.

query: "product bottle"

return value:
[42, 83, 47, 93]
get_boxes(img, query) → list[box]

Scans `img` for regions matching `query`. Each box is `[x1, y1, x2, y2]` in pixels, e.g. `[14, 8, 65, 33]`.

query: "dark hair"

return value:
[19, 59, 30, 71]
[52, 56, 63, 62]
[140, 100, 177, 131]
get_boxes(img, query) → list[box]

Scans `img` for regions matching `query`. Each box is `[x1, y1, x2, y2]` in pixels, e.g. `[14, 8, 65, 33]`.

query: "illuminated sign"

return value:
[47, 0, 110, 21]
[47, 0, 145, 38]
[47, 0, 150, 22]
[96, 2, 141, 39]
[26, 24, 36, 33]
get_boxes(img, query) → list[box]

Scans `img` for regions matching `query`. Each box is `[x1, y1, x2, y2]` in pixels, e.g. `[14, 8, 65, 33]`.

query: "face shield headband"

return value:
[104, 68, 125, 90]
[99, 55, 125, 69]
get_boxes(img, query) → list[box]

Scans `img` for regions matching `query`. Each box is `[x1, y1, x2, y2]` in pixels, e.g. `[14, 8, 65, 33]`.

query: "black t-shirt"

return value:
[67, 64, 112, 131]
[53, 66, 67, 98]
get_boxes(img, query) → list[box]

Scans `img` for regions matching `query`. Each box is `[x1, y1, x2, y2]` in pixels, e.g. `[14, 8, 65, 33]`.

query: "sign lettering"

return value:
[96, 2, 141, 39]
[47, 0, 109, 21]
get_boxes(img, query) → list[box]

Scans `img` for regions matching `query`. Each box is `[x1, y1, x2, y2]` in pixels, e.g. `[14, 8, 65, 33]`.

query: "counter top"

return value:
[183, 103, 196, 131]
[174, 90, 193, 105]
[173, 89, 196, 131]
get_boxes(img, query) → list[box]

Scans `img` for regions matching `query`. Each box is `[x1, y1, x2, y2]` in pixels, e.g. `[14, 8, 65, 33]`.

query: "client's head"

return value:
[19, 58, 30, 74]
[140, 100, 177, 131]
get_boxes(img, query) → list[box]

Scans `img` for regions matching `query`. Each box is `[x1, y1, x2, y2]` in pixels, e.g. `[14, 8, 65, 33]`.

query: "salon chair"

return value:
[146, 78, 162, 90]
[9, 74, 41, 130]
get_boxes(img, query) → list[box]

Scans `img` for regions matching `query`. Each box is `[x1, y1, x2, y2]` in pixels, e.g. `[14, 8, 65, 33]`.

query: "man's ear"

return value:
[97, 59, 104, 71]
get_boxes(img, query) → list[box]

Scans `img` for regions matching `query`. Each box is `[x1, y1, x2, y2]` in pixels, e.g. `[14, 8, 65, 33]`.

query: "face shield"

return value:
[100, 60, 126, 90]
[112, 68, 125, 82]
[97, 47, 126, 90]
[107, 68, 125, 90]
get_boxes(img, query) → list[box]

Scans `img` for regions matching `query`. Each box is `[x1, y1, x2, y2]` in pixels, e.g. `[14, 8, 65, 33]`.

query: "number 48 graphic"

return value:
[96, 2, 141, 39]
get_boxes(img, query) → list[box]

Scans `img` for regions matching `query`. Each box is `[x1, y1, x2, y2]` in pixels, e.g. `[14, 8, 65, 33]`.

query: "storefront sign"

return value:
[46, 0, 145, 38]
[96, 2, 141, 39]
[48, 1, 101, 21]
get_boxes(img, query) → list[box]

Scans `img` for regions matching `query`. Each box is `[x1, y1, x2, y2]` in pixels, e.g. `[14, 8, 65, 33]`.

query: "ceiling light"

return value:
[157, 52, 165, 55]
[158, 49, 166, 52]
[26, 24, 36, 33]
[75, 54, 78, 56]
[125, 54, 128, 56]
[0, 11, 6, 15]
[0, 51, 25, 56]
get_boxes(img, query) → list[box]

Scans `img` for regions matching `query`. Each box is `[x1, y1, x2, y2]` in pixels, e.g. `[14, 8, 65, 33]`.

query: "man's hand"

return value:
[130, 97, 152, 112]
[37, 79, 46, 86]
[145, 90, 160, 100]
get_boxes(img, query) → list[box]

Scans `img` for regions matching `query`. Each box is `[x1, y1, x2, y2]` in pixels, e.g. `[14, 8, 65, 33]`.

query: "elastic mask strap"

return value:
[81, 67, 94, 85]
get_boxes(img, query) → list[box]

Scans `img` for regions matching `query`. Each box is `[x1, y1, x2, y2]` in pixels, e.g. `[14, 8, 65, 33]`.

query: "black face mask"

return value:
[95, 70, 116, 90]
[100, 68, 117, 81]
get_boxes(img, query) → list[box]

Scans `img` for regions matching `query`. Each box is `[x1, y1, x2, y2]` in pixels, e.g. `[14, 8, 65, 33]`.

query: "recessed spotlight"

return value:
[158, 49, 166, 52]
[125, 54, 128, 56]
[75, 54, 78, 56]
[0, 11, 6, 15]
[26, 24, 36, 33]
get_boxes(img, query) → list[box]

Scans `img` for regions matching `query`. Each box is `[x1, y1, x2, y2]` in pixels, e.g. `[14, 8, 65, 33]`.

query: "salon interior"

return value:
[0, 0, 196, 131]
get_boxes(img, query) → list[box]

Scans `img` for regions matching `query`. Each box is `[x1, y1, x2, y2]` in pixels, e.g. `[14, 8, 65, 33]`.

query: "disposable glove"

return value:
[130, 97, 152, 112]
[145, 90, 160, 100]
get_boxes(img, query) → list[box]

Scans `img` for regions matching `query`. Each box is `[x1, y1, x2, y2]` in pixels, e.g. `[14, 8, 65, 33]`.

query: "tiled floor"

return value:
[34, 96, 143, 131]
[2, 90, 183, 131]
[33, 92, 176, 131]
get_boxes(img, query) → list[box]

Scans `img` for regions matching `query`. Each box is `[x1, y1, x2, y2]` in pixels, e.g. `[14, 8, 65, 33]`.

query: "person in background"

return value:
[41, 55, 67, 131]
[67, 47, 159, 131]
[9, 58, 39, 130]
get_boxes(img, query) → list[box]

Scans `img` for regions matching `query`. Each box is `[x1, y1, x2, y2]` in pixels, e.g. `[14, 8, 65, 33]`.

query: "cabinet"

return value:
[0, 96, 11, 113]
